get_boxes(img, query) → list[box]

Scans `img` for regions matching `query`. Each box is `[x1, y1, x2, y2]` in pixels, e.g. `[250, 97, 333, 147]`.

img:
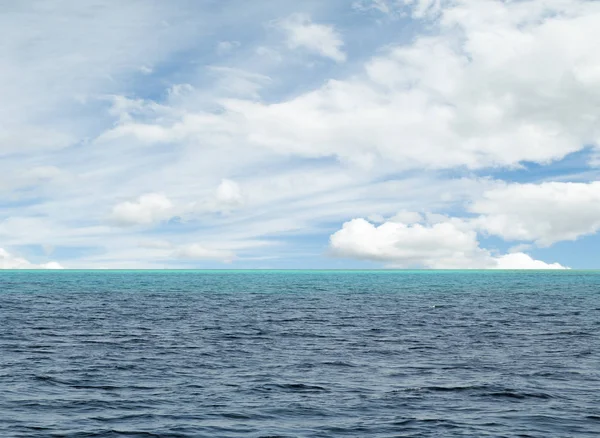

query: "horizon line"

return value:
[1, 269, 599, 272]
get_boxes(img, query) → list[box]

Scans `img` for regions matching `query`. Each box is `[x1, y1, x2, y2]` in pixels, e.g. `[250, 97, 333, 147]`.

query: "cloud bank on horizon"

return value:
[1, 0, 599, 269]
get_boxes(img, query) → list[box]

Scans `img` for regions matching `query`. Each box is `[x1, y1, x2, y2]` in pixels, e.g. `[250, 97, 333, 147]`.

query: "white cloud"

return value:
[277, 13, 346, 62]
[0, 1, 213, 156]
[23, 166, 63, 181]
[0, 216, 112, 249]
[255, 46, 282, 62]
[330, 217, 488, 268]
[0, 165, 69, 193]
[354, 0, 459, 19]
[138, 239, 174, 250]
[139, 65, 153, 74]
[329, 218, 567, 269]
[173, 244, 236, 263]
[388, 211, 424, 224]
[402, 0, 446, 19]
[182, 0, 599, 170]
[185, 179, 246, 216]
[330, 179, 600, 268]
[216, 40, 241, 55]
[110, 193, 174, 227]
[1, 1, 598, 269]
[0, 248, 63, 270]
[215, 179, 244, 208]
[100, 1, 600, 174]
[353, 0, 393, 15]
[208, 66, 271, 98]
[471, 181, 600, 246]
[495, 252, 567, 270]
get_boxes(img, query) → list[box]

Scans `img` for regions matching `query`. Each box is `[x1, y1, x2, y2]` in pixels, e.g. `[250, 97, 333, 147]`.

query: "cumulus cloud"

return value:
[217, 0, 600, 169]
[215, 179, 243, 208]
[0, 248, 63, 270]
[184, 179, 245, 216]
[495, 253, 567, 270]
[330, 179, 600, 268]
[3, 1, 598, 269]
[110, 193, 174, 227]
[329, 218, 567, 269]
[471, 181, 600, 246]
[107, 180, 245, 231]
[277, 13, 346, 62]
[329, 218, 487, 268]
[102, 0, 600, 172]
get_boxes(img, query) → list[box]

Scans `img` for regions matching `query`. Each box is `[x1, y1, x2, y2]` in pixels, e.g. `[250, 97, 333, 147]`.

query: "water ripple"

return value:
[1, 270, 600, 436]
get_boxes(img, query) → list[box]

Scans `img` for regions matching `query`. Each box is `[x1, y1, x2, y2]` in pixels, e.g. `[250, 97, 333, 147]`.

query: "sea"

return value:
[1, 270, 599, 437]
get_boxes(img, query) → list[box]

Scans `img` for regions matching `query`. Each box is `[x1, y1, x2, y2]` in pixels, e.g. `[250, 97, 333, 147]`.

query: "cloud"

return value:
[330, 179, 600, 268]
[139, 65, 153, 74]
[23, 166, 63, 181]
[329, 217, 487, 268]
[276, 13, 346, 62]
[1, 1, 597, 269]
[215, 179, 244, 209]
[0, 248, 63, 270]
[388, 211, 424, 224]
[353, 0, 393, 15]
[101, 1, 600, 172]
[110, 193, 174, 227]
[190, 0, 599, 170]
[0, 165, 68, 193]
[495, 252, 567, 270]
[353, 0, 460, 19]
[184, 179, 245, 216]
[216, 40, 241, 55]
[329, 218, 567, 269]
[137, 239, 174, 250]
[173, 244, 236, 263]
[255, 46, 282, 62]
[0, 1, 215, 156]
[208, 66, 271, 98]
[471, 181, 600, 246]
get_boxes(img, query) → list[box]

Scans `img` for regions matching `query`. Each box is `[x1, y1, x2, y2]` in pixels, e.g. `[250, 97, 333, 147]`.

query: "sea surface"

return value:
[1, 270, 600, 437]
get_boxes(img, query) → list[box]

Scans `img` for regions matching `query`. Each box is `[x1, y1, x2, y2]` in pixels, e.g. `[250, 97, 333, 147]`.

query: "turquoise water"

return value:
[1, 270, 600, 436]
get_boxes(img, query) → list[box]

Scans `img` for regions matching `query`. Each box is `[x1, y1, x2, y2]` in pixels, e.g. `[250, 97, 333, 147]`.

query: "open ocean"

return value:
[1, 270, 600, 437]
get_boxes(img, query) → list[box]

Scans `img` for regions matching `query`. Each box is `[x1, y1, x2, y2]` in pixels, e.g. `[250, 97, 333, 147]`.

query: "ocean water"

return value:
[1, 270, 600, 437]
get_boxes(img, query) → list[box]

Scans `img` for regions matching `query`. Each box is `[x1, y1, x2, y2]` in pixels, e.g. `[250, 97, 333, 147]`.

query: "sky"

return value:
[1, 0, 600, 269]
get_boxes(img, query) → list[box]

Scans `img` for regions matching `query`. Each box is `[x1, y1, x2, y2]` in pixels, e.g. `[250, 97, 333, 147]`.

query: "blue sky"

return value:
[1, 0, 600, 269]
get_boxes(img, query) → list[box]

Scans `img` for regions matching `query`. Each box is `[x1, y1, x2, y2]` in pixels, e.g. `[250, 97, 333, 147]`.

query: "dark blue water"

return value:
[1, 270, 600, 437]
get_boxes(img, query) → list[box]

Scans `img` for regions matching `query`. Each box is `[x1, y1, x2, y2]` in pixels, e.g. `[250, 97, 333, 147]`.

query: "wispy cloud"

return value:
[276, 13, 346, 62]
[0, 0, 598, 269]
